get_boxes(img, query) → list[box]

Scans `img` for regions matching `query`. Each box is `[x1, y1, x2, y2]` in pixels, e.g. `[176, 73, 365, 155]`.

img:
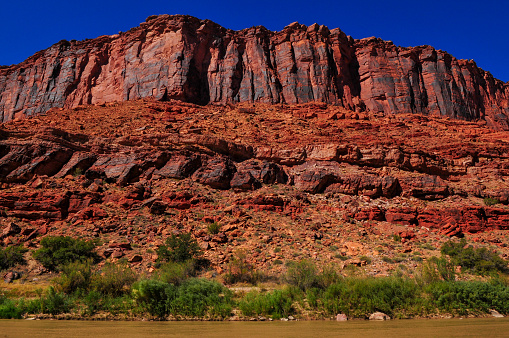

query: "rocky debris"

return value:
[369, 312, 390, 320]
[490, 310, 504, 318]
[1, 222, 21, 238]
[336, 313, 348, 321]
[290, 161, 401, 197]
[192, 157, 237, 190]
[153, 153, 202, 179]
[3, 271, 21, 283]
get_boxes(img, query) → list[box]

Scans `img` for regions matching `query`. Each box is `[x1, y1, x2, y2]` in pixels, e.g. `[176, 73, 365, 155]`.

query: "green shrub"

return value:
[427, 280, 509, 315]
[132, 279, 175, 317]
[284, 260, 340, 291]
[416, 257, 456, 285]
[83, 290, 102, 315]
[284, 260, 320, 291]
[441, 239, 508, 275]
[55, 260, 93, 294]
[156, 260, 196, 286]
[33, 236, 99, 271]
[483, 197, 500, 206]
[239, 287, 299, 319]
[382, 256, 394, 263]
[171, 278, 233, 318]
[93, 263, 137, 296]
[0, 245, 28, 270]
[156, 233, 201, 264]
[132, 278, 232, 318]
[207, 222, 221, 235]
[0, 297, 23, 319]
[321, 277, 421, 318]
[39, 286, 71, 315]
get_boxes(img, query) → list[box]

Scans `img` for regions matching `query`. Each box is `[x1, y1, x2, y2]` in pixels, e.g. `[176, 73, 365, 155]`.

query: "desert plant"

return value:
[132, 279, 175, 317]
[156, 233, 202, 264]
[321, 276, 420, 318]
[54, 260, 93, 294]
[224, 250, 260, 285]
[239, 287, 299, 319]
[0, 245, 28, 270]
[416, 257, 456, 285]
[170, 278, 233, 318]
[207, 222, 221, 235]
[427, 280, 509, 315]
[156, 260, 197, 286]
[33, 236, 99, 271]
[40, 286, 71, 315]
[0, 296, 24, 319]
[92, 263, 137, 296]
[284, 260, 339, 291]
[441, 239, 508, 275]
[132, 277, 232, 318]
[483, 197, 500, 206]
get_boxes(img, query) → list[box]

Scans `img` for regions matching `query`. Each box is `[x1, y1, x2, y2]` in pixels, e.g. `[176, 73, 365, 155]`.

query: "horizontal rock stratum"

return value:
[1, 14, 508, 128]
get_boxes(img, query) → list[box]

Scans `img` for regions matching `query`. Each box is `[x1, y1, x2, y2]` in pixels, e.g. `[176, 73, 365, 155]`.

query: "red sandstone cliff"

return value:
[1, 15, 508, 128]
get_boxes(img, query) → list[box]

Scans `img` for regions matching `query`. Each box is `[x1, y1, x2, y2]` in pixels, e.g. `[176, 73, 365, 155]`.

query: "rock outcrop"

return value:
[1, 15, 508, 129]
[2, 99, 509, 275]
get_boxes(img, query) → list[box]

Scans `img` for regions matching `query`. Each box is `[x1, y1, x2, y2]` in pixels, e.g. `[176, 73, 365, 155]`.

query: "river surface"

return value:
[1, 318, 509, 337]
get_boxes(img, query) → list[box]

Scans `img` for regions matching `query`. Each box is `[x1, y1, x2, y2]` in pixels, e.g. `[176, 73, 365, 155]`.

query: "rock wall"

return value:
[1, 15, 508, 128]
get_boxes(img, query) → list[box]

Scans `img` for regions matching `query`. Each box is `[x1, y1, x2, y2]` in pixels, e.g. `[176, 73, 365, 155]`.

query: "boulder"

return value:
[369, 312, 390, 320]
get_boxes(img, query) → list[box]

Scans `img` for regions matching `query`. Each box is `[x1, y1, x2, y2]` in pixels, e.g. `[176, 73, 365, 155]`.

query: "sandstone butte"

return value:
[0, 14, 508, 129]
[1, 15, 509, 277]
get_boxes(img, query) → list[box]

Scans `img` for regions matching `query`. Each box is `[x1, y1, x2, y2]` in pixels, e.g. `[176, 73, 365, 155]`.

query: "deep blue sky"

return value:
[1, 0, 507, 82]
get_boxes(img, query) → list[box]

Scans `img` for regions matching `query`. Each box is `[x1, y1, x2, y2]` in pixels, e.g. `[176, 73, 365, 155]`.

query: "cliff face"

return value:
[1, 15, 508, 128]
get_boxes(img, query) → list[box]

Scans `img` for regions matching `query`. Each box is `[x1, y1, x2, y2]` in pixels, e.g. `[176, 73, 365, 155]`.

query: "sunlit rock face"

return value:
[0, 15, 508, 128]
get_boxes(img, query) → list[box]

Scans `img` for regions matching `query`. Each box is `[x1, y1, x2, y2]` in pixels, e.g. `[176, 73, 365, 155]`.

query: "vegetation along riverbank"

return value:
[1, 234, 509, 321]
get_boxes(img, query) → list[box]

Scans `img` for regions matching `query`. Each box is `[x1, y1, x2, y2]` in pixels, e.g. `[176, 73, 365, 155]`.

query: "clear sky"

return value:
[1, 0, 507, 82]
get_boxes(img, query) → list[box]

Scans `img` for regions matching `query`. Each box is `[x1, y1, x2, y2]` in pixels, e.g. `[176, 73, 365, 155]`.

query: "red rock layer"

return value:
[0, 15, 508, 128]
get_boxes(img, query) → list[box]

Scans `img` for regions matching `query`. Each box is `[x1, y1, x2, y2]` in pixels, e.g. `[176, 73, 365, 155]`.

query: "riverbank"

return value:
[2, 236, 509, 322]
[2, 273, 509, 322]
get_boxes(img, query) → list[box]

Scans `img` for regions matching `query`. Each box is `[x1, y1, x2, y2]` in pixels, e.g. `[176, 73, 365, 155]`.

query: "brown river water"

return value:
[1, 318, 509, 337]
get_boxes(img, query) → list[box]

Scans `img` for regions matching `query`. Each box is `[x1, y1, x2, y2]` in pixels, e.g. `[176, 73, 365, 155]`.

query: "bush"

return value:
[359, 256, 372, 265]
[416, 257, 456, 285]
[0, 245, 28, 270]
[156, 233, 201, 264]
[224, 251, 262, 285]
[156, 260, 196, 286]
[132, 279, 175, 318]
[441, 239, 508, 275]
[33, 236, 99, 271]
[483, 197, 500, 206]
[321, 276, 421, 318]
[55, 260, 93, 294]
[93, 263, 137, 296]
[239, 287, 299, 319]
[207, 222, 221, 235]
[284, 260, 340, 291]
[171, 278, 233, 318]
[427, 280, 509, 315]
[0, 297, 23, 319]
[38, 287, 71, 315]
[132, 278, 232, 318]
